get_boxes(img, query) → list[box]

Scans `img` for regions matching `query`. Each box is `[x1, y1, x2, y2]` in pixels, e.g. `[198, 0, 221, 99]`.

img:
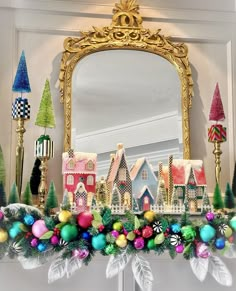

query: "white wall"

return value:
[0, 1, 236, 290]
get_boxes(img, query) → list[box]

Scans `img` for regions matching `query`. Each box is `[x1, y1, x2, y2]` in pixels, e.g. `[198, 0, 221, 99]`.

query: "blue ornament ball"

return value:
[37, 243, 47, 252]
[171, 223, 181, 233]
[9, 221, 22, 239]
[200, 225, 216, 243]
[24, 214, 35, 226]
[92, 234, 106, 250]
[215, 238, 225, 250]
[82, 231, 91, 240]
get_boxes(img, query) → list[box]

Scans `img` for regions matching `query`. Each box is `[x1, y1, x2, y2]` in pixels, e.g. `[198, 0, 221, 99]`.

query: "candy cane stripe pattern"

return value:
[208, 124, 226, 142]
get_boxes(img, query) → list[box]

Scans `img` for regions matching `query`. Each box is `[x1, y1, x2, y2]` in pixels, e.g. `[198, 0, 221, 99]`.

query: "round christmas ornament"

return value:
[113, 222, 123, 232]
[82, 231, 91, 240]
[111, 230, 119, 238]
[144, 211, 156, 222]
[147, 239, 155, 250]
[73, 248, 89, 259]
[37, 242, 47, 252]
[59, 238, 68, 247]
[218, 224, 228, 235]
[50, 235, 59, 246]
[224, 226, 233, 238]
[9, 221, 23, 239]
[170, 234, 182, 246]
[11, 242, 22, 254]
[175, 244, 184, 253]
[58, 210, 72, 223]
[92, 233, 106, 250]
[127, 231, 135, 241]
[60, 224, 78, 242]
[181, 226, 196, 242]
[199, 225, 216, 243]
[0, 210, 4, 221]
[229, 216, 236, 230]
[32, 220, 48, 238]
[0, 228, 8, 243]
[24, 214, 35, 226]
[30, 238, 39, 248]
[205, 212, 215, 221]
[171, 224, 181, 234]
[116, 234, 128, 248]
[134, 237, 145, 250]
[215, 237, 225, 250]
[228, 236, 234, 243]
[152, 221, 162, 233]
[142, 226, 153, 238]
[105, 244, 116, 255]
[77, 212, 93, 229]
[196, 242, 211, 258]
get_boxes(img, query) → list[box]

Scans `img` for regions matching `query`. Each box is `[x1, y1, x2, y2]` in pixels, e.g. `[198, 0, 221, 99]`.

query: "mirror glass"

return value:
[71, 50, 182, 176]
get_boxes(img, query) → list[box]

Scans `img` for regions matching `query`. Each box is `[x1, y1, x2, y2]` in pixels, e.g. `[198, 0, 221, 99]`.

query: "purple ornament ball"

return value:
[175, 244, 184, 253]
[134, 237, 145, 250]
[72, 249, 89, 259]
[206, 212, 214, 221]
[0, 211, 4, 221]
[30, 238, 39, 248]
[50, 235, 59, 246]
[111, 230, 119, 238]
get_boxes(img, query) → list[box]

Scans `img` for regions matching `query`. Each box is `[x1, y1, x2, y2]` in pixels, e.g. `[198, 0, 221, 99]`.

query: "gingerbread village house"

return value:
[62, 150, 97, 211]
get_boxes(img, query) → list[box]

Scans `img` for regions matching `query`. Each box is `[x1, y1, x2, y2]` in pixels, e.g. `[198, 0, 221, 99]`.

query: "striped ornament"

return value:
[218, 224, 227, 235]
[10, 242, 22, 254]
[170, 234, 182, 246]
[59, 239, 68, 247]
[34, 136, 54, 158]
[152, 221, 162, 233]
[208, 124, 226, 143]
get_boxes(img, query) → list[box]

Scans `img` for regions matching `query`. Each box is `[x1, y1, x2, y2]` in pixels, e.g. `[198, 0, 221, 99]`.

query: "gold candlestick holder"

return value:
[213, 141, 222, 185]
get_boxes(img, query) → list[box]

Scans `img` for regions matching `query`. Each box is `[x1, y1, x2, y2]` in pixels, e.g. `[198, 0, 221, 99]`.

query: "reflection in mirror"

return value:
[72, 50, 182, 176]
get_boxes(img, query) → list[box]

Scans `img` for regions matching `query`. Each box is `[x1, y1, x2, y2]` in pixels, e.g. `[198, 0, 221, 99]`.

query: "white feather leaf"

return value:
[222, 244, 236, 259]
[66, 256, 82, 278]
[106, 249, 131, 278]
[131, 255, 153, 291]
[208, 256, 232, 286]
[18, 256, 44, 270]
[190, 257, 209, 282]
[48, 257, 67, 283]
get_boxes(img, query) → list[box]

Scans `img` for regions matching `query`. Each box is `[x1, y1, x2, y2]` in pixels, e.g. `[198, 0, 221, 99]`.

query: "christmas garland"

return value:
[0, 204, 236, 289]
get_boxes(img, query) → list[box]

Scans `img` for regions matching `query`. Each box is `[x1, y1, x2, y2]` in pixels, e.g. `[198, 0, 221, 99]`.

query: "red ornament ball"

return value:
[142, 226, 153, 238]
[77, 212, 93, 229]
[228, 236, 234, 243]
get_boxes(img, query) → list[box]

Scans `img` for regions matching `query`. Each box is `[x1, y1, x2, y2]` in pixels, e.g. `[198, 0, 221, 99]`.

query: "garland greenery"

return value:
[0, 204, 236, 288]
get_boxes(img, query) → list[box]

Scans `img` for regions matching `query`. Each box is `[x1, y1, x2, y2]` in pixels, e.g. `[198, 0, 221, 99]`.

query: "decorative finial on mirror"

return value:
[208, 83, 226, 186]
[112, 0, 142, 27]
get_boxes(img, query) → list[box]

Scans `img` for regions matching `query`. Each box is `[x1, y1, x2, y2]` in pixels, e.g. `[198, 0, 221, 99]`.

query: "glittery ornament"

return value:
[205, 212, 215, 221]
[175, 244, 184, 253]
[152, 221, 162, 233]
[171, 224, 181, 233]
[30, 238, 39, 248]
[170, 234, 182, 246]
[196, 242, 211, 258]
[105, 244, 116, 255]
[181, 226, 196, 242]
[134, 237, 145, 250]
[73, 249, 89, 259]
[215, 237, 225, 250]
[24, 214, 35, 226]
[142, 226, 153, 238]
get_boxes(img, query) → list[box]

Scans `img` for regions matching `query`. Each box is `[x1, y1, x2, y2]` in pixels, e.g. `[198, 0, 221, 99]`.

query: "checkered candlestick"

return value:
[34, 135, 54, 211]
[12, 97, 31, 196]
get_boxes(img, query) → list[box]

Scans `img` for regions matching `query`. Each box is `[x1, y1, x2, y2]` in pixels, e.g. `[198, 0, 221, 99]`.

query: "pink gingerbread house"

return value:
[62, 150, 97, 210]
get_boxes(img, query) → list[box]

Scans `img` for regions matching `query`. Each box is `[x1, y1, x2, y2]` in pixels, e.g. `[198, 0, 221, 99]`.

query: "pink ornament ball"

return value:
[0, 211, 4, 221]
[50, 235, 59, 246]
[134, 237, 145, 250]
[205, 212, 214, 221]
[73, 249, 89, 259]
[32, 220, 49, 238]
[30, 238, 39, 248]
[175, 244, 184, 253]
[77, 212, 93, 229]
[196, 242, 211, 258]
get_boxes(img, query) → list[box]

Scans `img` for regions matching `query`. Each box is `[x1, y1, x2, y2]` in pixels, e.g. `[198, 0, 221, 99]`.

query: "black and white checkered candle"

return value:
[34, 135, 54, 159]
[12, 97, 30, 120]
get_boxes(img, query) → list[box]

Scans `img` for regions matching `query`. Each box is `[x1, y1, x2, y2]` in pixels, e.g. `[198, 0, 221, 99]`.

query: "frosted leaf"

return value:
[222, 244, 236, 259]
[208, 256, 232, 286]
[190, 257, 209, 282]
[48, 257, 67, 283]
[131, 255, 153, 291]
[66, 256, 82, 278]
[18, 256, 44, 270]
[106, 249, 131, 278]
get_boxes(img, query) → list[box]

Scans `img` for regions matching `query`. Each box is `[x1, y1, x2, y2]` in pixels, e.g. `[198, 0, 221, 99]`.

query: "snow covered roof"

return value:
[137, 185, 154, 200]
[130, 158, 157, 181]
[107, 147, 127, 183]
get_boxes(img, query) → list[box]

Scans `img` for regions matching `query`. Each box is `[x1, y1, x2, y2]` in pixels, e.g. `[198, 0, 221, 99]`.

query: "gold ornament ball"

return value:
[116, 234, 128, 248]
[0, 228, 8, 243]
[144, 211, 156, 223]
[224, 226, 233, 238]
[58, 210, 72, 223]
[113, 222, 123, 232]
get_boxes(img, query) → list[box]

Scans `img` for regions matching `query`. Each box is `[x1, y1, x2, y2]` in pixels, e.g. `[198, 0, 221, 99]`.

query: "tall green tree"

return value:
[232, 162, 236, 198]
[0, 182, 7, 207]
[224, 182, 235, 209]
[0, 145, 6, 187]
[212, 183, 224, 210]
[35, 79, 56, 129]
[30, 158, 41, 195]
[8, 182, 20, 204]
[21, 182, 33, 205]
[45, 181, 58, 215]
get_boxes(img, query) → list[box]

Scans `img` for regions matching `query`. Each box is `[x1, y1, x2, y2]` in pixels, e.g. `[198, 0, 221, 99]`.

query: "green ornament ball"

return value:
[60, 224, 78, 242]
[200, 225, 216, 243]
[181, 225, 196, 242]
[105, 244, 116, 255]
[229, 216, 236, 230]
[224, 226, 233, 238]
[92, 233, 106, 250]
[147, 239, 156, 250]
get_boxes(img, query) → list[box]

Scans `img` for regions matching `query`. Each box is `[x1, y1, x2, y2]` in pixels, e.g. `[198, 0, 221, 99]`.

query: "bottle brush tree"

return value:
[212, 183, 224, 210]
[8, 182, 20, 204]
[224, 182, 235, 209]
[21, 182, 33, 205]
[45, 181, 58, 215]
[0, 145, 6, 187]
[0, 182, 7, 207]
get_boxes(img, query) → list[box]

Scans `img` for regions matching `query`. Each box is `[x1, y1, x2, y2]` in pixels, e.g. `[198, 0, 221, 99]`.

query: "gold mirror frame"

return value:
[59, 0, 193, 159]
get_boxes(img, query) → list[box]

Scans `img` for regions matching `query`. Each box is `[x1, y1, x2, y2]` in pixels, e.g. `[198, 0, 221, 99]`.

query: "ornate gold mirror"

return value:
[59, 0, 193, 169]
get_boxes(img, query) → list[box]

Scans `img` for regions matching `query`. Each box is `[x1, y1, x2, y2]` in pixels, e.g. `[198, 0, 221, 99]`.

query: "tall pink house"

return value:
[62, 150, 97, 211]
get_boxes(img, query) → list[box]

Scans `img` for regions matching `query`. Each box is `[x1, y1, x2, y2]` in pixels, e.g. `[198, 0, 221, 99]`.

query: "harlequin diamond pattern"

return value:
[12, 97, 30, 120]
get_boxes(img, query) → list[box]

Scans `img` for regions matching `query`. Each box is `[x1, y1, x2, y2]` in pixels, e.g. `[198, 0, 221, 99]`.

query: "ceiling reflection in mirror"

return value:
[71, 50, 182, 176]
